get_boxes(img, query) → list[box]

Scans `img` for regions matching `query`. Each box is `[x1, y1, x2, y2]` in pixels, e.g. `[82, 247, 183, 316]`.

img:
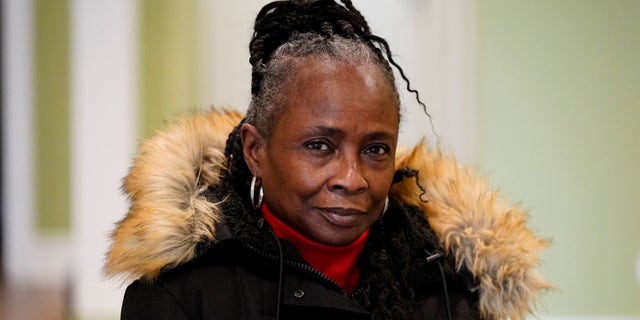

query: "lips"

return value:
[317, 207, 366, 228]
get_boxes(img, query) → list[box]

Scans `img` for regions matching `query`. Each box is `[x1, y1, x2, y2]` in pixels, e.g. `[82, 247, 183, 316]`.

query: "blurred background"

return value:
[1, 0, 638, 319]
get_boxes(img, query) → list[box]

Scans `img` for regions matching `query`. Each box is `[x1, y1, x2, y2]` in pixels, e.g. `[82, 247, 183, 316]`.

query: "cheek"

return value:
[375, 173, 393, 193]
[289, 163, 328, 195]
[366, 163, 395, 194]
[266, 154, 326, 197]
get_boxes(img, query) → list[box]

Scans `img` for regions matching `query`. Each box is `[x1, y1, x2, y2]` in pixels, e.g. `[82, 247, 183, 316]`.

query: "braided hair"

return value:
[221, 1, 430, 318]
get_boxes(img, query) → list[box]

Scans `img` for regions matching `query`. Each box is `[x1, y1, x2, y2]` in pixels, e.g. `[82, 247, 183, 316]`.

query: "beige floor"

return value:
[0, 278, 68, 320]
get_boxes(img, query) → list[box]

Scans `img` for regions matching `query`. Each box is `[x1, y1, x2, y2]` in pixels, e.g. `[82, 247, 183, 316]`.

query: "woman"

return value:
[106, 1, 550, 319]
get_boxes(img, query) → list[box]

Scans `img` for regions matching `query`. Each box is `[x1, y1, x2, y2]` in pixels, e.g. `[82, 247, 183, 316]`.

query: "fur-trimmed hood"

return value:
[105, 108, 551, 319]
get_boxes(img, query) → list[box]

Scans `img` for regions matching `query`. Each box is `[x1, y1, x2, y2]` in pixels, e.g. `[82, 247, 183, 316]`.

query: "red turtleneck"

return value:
[262, 204, 369, 293]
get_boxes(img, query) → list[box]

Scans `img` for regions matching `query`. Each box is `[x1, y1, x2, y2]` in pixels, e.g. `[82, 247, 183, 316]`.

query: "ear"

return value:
[240, 123, 266, 177]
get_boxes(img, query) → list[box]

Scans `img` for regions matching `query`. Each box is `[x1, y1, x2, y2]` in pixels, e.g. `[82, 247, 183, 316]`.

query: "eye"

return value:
[364, 144, 390, 156]
[305, 140, 331, 151]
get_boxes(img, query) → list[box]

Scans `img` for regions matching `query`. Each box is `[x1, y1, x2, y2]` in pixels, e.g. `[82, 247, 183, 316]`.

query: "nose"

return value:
[328, 154, 368, 194]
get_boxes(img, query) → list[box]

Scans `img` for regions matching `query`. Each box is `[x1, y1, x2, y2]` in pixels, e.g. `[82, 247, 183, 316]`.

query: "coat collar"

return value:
[105, 108, 551, 319]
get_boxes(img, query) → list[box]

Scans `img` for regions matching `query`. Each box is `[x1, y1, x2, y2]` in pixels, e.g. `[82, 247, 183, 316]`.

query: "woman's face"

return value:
[242, 58, 399, 246]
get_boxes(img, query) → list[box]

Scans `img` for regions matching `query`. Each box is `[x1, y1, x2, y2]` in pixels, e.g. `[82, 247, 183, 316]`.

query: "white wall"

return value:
[70, 0, 138, 318]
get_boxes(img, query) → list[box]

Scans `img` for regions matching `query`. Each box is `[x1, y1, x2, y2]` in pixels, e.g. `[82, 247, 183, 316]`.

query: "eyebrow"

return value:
[307, 126, 342, 137]
[306, 125, 396, 141]
[365, 131, 396, 141]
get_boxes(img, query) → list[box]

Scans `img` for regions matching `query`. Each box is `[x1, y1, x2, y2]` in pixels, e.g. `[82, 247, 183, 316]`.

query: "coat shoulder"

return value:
[105, 108, 244, 282]
[391, 143, 551, 319]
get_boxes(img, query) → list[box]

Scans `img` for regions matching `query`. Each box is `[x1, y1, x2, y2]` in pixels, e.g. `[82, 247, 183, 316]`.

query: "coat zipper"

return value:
[244, 242, 350, 296]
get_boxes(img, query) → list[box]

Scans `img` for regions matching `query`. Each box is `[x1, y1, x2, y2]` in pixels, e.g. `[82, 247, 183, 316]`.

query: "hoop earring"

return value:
[250, 176, 264, 209]
[381, 196, 389, 218]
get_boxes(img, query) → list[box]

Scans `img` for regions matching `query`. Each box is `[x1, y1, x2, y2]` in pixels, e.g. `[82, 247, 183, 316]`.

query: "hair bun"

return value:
[249, 0, 367, 67]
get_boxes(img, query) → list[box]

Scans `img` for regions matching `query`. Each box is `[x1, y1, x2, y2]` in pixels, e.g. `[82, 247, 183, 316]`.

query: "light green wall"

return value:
[139, 0, 200, 138]
[477, 0, 640, 316]
[35, 0, 70, 233]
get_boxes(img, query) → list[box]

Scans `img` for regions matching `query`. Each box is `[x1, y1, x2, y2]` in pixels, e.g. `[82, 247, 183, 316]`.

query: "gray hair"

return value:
[245, 33, 400, 139]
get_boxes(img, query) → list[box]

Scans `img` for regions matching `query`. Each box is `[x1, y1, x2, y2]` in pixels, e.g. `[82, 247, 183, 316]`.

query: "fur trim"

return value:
[105, 109, 243, 282]
[105, 108, 551, 319]
[391, 144, 552, 320]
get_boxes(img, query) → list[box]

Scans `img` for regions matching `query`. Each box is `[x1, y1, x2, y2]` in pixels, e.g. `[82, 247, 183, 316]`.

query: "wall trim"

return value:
[2, 0, 36, 285]
[70, 0, 138, 317]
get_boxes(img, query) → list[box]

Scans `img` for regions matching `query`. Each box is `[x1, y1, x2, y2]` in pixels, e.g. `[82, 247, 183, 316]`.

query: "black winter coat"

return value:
[121, 196, 480, 319]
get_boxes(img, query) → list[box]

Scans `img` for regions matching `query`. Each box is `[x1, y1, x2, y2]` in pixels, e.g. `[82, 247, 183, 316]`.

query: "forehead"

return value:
[273, 58, 400, 135]
[288, 56, 394, 91]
